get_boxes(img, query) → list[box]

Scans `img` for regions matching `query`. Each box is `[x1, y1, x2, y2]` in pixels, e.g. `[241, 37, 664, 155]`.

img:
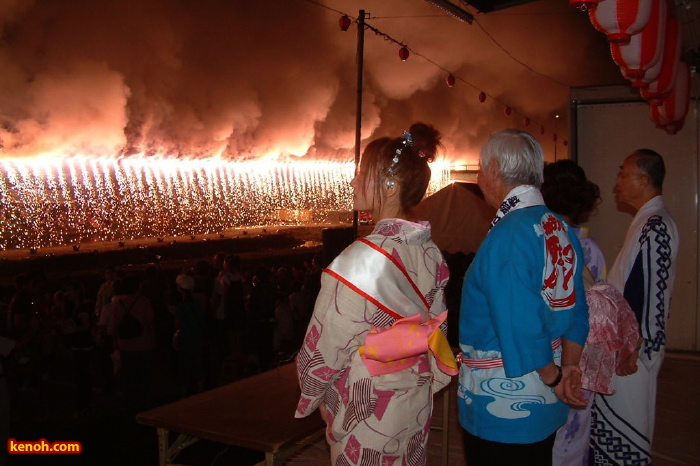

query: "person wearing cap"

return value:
[174, 273, 205, 398]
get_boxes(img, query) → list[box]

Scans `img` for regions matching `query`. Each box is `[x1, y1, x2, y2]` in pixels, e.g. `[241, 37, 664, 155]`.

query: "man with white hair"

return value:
[589, 149, 679, 465]
[457, 129, 590, 465]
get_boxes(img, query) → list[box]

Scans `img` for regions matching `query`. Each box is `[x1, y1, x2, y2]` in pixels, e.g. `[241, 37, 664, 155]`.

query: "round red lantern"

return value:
[504, 106, 512, 116]
[649, 101, 666, 128]
[563, 139, 568, 147]
[610, 0, 666, 82]
[339, 15, 351, 31]
[640, 16, 681, 103]
[658, 61, 691, 134]
[446, 74, 456, 87]
[589, 0, 652, 44]
[523, 117, 531, 126]
[478, 91, 486, 103]
[539, 125, 545, 135]
[399, 46, 409, 61]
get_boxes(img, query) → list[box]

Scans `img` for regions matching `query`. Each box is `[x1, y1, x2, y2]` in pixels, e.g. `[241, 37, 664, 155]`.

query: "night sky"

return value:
[0, 0, 625, 164]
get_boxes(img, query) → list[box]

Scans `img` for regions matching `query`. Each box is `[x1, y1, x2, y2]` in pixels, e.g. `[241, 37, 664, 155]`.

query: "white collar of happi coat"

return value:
[608, 195, 667, 292]
[490, 185, 544, 230]
[632, 195, 665, 225]
[324, 224, 432, 321]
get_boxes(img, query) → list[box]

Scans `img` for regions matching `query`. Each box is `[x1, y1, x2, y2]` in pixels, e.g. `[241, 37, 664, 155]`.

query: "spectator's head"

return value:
[176, 273, 195, 293]
[478, 129, 544, 208]
[351, 122, 442, 218]
[541, 159, 601, 225]
[614, 149, 665, 214]
[224, 254, 241, 273]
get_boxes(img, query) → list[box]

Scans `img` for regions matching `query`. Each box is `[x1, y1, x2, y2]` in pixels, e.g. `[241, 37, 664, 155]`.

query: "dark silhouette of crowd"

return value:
[0, 250, 326, 465]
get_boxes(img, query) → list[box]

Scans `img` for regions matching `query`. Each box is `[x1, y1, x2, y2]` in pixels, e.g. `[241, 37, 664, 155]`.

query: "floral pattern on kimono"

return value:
[295, 219, 453, 466]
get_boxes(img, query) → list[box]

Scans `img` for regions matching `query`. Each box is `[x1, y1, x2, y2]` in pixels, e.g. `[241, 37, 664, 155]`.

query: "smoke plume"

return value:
[0, 0, 623, 163]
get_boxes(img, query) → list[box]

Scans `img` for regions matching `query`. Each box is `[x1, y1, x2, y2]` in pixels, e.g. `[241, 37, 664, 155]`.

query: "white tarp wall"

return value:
[571, 85, 699, 351]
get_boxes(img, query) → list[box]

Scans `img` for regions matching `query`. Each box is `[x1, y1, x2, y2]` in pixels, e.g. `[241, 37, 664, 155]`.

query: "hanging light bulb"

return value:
[399, 46, 410, 61]
[339, 15, 351, 31]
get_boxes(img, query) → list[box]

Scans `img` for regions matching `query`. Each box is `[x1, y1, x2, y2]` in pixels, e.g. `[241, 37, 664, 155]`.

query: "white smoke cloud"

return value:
[0, 0, 623, 163]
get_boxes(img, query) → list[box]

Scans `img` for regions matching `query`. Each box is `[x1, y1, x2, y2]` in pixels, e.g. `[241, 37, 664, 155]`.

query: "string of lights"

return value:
[294, 0, 566, 144]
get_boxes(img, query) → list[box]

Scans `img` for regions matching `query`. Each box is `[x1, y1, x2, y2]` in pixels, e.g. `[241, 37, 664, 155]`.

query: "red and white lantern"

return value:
[589, 0, 652, 44]
[649, 101, 667, 128]
[610, 0, 666, 83]
[640, 16, 681, 103]
[658, 61, 691, 134]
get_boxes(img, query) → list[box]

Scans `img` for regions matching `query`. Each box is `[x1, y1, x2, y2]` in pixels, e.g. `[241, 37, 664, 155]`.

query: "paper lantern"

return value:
[589, 0, 652, 44]
[399, 46, 409, 61]
[539, 125, 545, 135]
[523, 117, 531, 126]
[640, 16, 681, 103]
[610, 0, 666, 82]
[339, 15, 351, 31]
[658, 61, 691, 134]
[504, 106, 512, 116]
[649, 101, 667, 128]
[478, 91, 486, 103]
[446, 74, 456, 87]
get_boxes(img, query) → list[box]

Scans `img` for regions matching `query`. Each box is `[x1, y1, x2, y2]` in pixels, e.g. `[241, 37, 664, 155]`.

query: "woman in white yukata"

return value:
[295, 123, 458, 466]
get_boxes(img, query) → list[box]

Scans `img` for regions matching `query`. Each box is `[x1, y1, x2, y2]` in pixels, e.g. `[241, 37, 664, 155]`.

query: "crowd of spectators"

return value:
[0, 251, 324, 428]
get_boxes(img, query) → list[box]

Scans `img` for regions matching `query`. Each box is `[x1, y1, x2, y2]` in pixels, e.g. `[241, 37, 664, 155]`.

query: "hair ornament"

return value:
[385, 131, 413, 188]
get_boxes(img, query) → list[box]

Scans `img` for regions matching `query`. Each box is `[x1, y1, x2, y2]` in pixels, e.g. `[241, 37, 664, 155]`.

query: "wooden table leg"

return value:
[442, 386, 449, 466]
[157, 428, 168, 466]
[156, 428, 200, 466]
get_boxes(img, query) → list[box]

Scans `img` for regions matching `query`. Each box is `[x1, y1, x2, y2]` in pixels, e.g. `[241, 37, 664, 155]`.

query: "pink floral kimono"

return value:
[295, 219, 457, 466]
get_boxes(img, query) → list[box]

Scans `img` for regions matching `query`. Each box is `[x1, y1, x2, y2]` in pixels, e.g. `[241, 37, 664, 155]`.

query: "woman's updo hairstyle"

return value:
[360, 122, 442, 214]
[541, 159, 601, 225]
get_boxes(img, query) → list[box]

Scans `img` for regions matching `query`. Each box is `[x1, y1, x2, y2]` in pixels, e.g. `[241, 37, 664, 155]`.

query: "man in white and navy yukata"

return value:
[457, 129, 590, 466]
[590, 149, 679, 465]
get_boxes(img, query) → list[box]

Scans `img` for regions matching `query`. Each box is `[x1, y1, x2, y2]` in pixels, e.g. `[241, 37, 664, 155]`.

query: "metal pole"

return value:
[554, 114, 559, 161]
[353, 10, 365, 236]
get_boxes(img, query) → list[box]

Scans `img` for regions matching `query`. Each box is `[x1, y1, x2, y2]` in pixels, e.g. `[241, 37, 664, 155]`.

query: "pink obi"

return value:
[358, 311, 458, 377]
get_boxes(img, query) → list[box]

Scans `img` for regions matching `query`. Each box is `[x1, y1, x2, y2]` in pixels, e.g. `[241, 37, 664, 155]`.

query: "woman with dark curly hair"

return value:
[542, 160, 639, 466]
[541, 159, 606, 282]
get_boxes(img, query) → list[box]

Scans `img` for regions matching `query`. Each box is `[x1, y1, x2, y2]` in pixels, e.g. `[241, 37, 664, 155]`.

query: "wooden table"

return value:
[136, 363, 325, 466]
